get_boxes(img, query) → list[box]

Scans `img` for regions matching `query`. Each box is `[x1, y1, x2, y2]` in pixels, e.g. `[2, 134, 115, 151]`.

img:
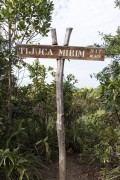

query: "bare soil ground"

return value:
[43, 155, 100, 180]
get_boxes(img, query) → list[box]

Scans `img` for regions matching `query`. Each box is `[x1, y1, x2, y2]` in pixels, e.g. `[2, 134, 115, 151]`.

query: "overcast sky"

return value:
[22, 0, 120, 88]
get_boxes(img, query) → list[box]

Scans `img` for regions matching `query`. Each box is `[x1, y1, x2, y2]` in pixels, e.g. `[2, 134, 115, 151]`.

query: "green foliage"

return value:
[0, 58, 120, 178]
[0, 148, 28, 179]
[115, 0, 120, 8]
[94, 58, 120, 119]
[0, 117, 47, 179]
[68, 111, 120, 165]
[101, 27, 120, 56]
[0, 148, 44, 180]
[36, 136, 51, 160]
[0, 1, 54, 177]
[63, 63, 120, 166]
[0, 0, 54, 42]
[64, 74, 78, 127]
[0, 1, 120, 176]
[0, 34, 17, 120]
[11, 61, 57, 159]
[100, 166, 120, 180]
[0, 36, 8, 117]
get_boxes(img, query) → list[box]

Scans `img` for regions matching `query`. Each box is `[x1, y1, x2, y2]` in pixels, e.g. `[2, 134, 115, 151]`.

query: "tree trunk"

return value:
[51, 28, 73, 180]
[8, 22, 12, 126]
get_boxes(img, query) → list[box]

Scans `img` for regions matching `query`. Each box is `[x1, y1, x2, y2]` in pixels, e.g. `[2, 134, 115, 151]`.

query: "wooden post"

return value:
[51, 28, 73, 180]
[17, 28, 105, 180]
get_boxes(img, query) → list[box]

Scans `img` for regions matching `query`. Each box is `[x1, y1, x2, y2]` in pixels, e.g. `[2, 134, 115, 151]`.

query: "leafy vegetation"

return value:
[0, 1, 120, 179]
[0, 56, 119, 179]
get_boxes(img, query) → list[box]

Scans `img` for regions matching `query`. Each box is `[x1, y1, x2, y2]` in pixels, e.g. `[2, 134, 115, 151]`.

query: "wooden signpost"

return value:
[17, 28, 105, 180]
[17, 44, 105, 61]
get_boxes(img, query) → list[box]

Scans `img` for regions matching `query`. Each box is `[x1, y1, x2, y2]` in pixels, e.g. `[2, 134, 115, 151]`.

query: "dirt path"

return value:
[44, 155, 100, 180]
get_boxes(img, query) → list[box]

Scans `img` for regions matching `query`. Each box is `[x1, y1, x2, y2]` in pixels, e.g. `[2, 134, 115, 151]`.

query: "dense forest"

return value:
[0, 0, 120, 179]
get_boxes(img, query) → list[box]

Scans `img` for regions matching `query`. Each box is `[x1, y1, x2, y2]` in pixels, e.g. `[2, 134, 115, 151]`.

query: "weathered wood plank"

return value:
[17, 44, 105, 61]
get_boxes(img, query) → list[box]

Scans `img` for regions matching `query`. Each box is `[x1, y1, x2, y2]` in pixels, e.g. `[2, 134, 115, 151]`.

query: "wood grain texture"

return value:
[17, 44, 105, 61]
[51, 28, 73, 180]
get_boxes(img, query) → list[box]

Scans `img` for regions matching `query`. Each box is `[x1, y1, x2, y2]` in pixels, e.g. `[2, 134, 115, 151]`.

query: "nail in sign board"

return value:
[17, 44, 105, 61]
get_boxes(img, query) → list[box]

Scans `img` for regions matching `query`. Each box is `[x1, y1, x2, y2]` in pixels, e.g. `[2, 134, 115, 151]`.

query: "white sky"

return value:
[22, 0, 120, 88]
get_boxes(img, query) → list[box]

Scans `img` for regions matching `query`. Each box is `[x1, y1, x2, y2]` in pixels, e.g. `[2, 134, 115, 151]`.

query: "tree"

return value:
[115, 0, 120, 8]
[0, 0, 54, 126]
[96, 0, 120, 117]
[100, 0, 120, 57]
[95, 59, 120, 122]
[0, 35, 8, 119]
[0, 0, 54, 43]
[90, 3, 120, 176]
[102, 27, 120, 57]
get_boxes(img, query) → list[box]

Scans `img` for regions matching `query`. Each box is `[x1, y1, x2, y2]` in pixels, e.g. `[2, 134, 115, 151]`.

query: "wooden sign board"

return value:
[17, 44, 105, 61]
